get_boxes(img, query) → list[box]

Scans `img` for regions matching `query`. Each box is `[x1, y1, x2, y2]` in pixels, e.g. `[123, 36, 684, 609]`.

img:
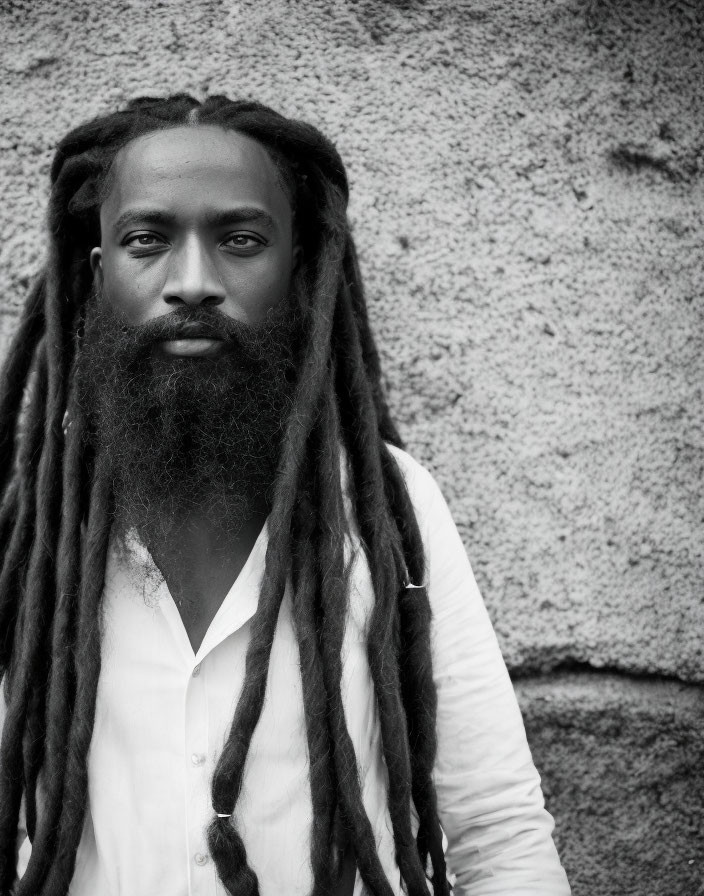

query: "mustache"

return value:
[116, 308, 264, 347]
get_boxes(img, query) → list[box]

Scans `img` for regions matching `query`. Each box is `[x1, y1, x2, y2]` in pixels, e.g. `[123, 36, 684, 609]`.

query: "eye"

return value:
[123, 232, 167, 253]
[221, 232, 266, 253]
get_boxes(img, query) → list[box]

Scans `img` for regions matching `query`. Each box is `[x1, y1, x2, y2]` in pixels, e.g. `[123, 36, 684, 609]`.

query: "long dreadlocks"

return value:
[0, 94, 450, 896]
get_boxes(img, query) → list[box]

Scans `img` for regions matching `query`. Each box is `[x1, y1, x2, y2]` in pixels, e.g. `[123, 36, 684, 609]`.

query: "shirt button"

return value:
[194, 853, 209, 866]
[191, 753, 206, 767]
[192, 664, 201, 677]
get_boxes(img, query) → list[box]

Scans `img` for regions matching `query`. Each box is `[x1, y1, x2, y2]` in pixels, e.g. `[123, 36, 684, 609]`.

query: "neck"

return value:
[142, 488, 272, 653]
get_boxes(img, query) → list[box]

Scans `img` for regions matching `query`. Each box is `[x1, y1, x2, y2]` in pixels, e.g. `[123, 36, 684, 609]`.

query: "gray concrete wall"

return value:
[1, 1, 702, 893]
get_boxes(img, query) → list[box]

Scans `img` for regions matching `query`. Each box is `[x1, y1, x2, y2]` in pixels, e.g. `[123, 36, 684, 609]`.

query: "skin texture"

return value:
[89, 126, 298, 651]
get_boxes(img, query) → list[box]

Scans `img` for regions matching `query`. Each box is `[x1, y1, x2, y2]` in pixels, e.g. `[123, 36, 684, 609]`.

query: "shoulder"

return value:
[384, 443, 445, 516]
[385, 444, 475, 598]
[384, 444, 456, 550]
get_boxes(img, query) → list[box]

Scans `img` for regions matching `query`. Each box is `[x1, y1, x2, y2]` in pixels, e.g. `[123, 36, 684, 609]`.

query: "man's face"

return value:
[79, 125, 300, 539]
[90, 125, 297, 350]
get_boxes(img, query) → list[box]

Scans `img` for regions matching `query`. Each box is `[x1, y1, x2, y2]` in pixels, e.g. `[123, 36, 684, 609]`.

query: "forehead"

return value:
[101, 125, 291, 221]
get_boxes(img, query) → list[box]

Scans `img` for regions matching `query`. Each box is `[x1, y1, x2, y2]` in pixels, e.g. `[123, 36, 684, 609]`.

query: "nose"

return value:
[162, 236, 226, 308]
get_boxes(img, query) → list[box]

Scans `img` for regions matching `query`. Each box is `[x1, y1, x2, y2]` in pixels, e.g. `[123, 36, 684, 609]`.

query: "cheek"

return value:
[220, 254, 294, 322]
[99, 254, 168, 325]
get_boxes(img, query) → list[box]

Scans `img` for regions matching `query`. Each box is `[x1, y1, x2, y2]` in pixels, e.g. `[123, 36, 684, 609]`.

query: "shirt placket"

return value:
[185, 658, 216, 895]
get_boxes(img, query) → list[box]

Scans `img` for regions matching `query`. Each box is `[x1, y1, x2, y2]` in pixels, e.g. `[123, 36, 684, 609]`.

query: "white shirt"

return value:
[8, 446, 570, 895]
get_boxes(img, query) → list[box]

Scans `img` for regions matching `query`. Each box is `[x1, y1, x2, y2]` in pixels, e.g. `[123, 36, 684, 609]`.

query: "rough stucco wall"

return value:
[517, 674, 704, 896]
[0, 1, 702, 894]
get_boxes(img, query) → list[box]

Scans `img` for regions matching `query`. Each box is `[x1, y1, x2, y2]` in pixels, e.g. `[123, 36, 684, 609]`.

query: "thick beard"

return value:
[75, 287, 298, 543]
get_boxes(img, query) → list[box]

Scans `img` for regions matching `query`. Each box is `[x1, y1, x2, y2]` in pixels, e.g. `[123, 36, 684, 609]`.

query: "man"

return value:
[0, 95, 570, 896]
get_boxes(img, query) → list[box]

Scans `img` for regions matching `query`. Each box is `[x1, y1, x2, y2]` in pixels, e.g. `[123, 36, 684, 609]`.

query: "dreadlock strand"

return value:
[21, 676, 45, 843]
[379, 448, 449, 893]
[206, 570, 286, 896]
[16, 401, 88, 896]
[341, 240, 401, 448]
[0, 238, 63, 893]
[290, 456, 337, 896]
[0, 346, 48, 644]
[313, 377, 398, 896]
[332, 286, 430, 895]
[39, 452, 112, 896]
[0, 274, 46, 499]
[4, 243, 75, 880]
[0, 352, 50, 892]
[0, 479, 20, 578]
[357, 527, 428, 896]
[20, 356, 71, 848]
[0, 465, 36, 670]
[17, 341, 71, 847]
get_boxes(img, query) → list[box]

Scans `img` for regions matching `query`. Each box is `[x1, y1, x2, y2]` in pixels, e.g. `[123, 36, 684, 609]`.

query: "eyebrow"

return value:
[111, 206, 278, 234]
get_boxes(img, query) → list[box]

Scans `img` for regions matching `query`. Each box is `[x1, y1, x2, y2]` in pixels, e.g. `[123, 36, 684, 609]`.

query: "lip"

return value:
[157, 338, 227, 358]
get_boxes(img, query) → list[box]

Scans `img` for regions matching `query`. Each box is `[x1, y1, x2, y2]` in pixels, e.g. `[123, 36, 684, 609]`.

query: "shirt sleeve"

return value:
[407, 461, 571, 896]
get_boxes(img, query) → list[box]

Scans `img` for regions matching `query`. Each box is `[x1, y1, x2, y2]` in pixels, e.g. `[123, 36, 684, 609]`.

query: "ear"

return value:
[90, 247, 103, 284]
[90, 247, 102, 274]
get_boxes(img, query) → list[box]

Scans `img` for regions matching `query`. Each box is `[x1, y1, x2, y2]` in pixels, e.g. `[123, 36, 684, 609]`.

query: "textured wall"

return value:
[517, 674, 704, 896]
[1, 1, 702, 893]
